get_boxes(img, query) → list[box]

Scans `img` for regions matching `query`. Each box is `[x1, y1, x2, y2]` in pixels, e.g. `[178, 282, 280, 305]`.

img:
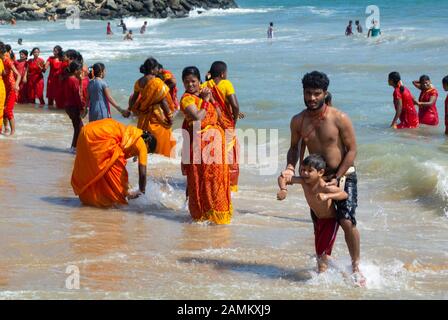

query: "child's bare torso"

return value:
[302, 182, 336, 219]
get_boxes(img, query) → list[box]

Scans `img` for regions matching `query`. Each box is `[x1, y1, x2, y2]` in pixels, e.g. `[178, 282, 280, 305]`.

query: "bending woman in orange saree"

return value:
[180, 66, 232, 224]
[126, 57, 176, 158]
[71, 118, 154, 207]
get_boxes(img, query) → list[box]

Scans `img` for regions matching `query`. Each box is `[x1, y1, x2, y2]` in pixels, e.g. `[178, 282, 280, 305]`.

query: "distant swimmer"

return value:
[106, 22, 113, 35]
[443, 75, 448, 135]
[10, 18, 16, 26]
[355, 20, 362, 33]
[267, 22, 274, 39]
[140, 21, 148, 34]
[412, 75, 439, 126]
[367, 20, 381, 38]
[118, 19, 127, 34]
[123, 30, 133, 41]
[345, 20, 353, 36]
[278, 155, 347, 273]
[17, 38, 22, 45]
[388, 72, 419, 129]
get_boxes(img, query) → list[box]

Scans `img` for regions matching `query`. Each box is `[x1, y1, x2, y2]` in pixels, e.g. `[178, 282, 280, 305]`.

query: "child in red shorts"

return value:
[277, 154, 348, 272]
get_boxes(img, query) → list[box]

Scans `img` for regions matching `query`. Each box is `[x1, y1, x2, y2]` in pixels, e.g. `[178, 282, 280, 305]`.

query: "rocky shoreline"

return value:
[0, 0, 238, 21]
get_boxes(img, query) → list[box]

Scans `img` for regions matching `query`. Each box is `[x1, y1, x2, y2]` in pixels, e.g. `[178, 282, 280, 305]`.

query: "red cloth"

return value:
[46, 56, 62, 101]
[3, 56, 16, 89]
[418, 88, 439, 126]
[4, 90, 16, 120]
[63, 75, 83, 109]
[27, 57, 45, 103]
[55, 61, 70, 108]
[393, 86, 419, 129]
[314, 217, 339, 256]
[14, 60, 28, 103]
[107, 25, 112, 35]
[445, 95, 448, 133]
[3, 56, 17, 119]
[81, 76, 89, 108]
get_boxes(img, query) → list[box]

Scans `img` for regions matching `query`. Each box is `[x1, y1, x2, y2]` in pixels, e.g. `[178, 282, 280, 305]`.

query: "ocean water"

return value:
[0, 1, 447, 299]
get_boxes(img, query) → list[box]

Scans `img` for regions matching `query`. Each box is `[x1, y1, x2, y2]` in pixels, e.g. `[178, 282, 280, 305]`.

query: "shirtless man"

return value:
[281, 71, 364, 283]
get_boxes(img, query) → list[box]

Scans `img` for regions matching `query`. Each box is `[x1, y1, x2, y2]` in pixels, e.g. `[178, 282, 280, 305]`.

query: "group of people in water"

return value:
[107, 20, 149, 40]
[388, 72, 447, 133]
[70, 57, 241, 230]
[345, 19, 381, 37]
[1, 35, 447, 281]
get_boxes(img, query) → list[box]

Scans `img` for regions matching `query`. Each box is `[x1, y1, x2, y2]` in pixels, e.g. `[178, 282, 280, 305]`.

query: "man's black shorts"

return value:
[334, 172, 358, 225]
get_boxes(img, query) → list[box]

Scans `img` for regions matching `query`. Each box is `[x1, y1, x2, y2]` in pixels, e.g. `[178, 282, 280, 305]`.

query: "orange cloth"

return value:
[71, 118, 147, 207]
[202, 79, 239, 191]
[160, 69, 179, 111]
[180, 92, 232, 224]
[131, 76, 176, 157]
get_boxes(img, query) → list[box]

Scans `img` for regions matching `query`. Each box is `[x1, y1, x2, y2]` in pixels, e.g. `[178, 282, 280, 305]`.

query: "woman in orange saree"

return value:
[126, 57, 176, 158]
[71, 118, 152, 207]
[202, 76, 240, 192]
[180, 66, 232, 224]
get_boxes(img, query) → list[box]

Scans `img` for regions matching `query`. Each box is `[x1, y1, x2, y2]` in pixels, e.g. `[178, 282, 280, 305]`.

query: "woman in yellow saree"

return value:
[125, 57, 176, 158]
[180, 66, 232, 224]
[71, 118, 154, 207]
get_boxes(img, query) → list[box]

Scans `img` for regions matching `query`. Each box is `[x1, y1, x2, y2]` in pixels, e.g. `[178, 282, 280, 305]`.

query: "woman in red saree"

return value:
[14, 50, 28, 104]
[45, 45, 63, 108]
[180, 66, 232, 224]
[1, 44, 21, 135]
[26, 47, 45, 106]
[388, 72, 419, 129]
[413, 75, 439, 126]
[126, 57, 176, 158]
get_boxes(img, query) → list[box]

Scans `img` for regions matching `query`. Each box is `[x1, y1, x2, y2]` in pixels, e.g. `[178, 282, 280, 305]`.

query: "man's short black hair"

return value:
[302, 71, 330, 91]
[302, 154, 326, 172]
[442, 75, 448, 86]
[210, 61, 227, 78]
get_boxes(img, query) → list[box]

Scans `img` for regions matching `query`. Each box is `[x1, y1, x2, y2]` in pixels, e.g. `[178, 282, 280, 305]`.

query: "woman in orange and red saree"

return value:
[125, 57, 176, 158]
[0, 50, 6, 133]
[26, 47, 45, 106]
[14, 50, 28, 104]
[71, 118, 154, 207]
[44, 45, 63, 108]
[413, 75, 439, 126]
[202, 61, 240, 192]
[180, 66, 232, 224]
[1, 43, 21, 135]
[158, 64, 179, 111]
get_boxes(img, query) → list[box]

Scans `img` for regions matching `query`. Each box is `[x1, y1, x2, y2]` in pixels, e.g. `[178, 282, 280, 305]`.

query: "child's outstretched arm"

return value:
[317, 185, 348, 201]
[277, 175, 288, 200]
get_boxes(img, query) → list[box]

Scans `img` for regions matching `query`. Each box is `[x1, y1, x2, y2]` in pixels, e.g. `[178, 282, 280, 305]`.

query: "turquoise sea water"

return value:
[0, 1, 447, 299]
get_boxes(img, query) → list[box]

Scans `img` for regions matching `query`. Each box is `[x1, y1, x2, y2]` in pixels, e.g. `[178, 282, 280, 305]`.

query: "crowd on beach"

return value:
[0, 19, 447, 282]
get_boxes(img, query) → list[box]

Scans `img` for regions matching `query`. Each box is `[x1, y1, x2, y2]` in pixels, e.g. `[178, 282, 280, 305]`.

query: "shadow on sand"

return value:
[178, 257, 314, 282]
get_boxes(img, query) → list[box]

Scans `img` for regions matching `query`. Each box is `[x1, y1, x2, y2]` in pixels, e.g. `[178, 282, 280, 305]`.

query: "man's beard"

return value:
[304, 97, 325, 111]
